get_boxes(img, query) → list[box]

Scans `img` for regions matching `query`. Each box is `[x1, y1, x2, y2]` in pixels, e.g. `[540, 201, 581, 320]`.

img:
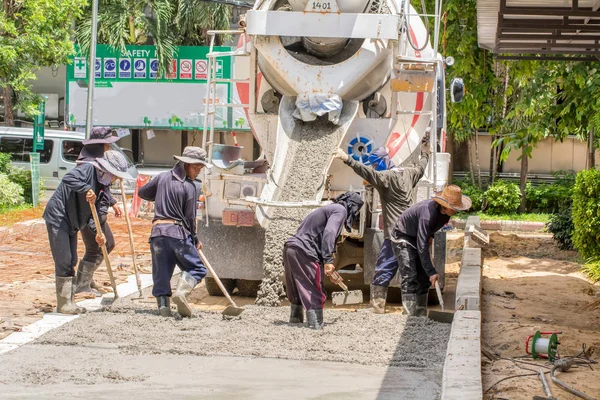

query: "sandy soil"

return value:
[0, 215, 153, 339]
[449, 232, 600, 400]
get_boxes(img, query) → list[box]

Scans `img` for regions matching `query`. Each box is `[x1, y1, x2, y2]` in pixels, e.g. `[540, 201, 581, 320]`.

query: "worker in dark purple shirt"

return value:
[74, 127, 123, 297]
[283, 192, 364, 329]
[138, 147, 212, 318]
[391, 185, 471, 316]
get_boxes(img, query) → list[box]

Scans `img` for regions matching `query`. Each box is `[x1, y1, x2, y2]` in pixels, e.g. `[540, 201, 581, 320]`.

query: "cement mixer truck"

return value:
[197, 0, 464, 300]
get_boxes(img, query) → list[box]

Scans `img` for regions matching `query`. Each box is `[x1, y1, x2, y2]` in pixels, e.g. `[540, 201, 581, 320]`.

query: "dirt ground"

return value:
[449, 232, 600, 400]
[0, 213, 153, 339]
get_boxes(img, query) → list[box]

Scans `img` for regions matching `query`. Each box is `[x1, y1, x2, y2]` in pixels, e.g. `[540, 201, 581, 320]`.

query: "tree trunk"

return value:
[475, 130, 482, 189]
[3, 85, 14, 126]
[589, 127, 595, 170]
[519, 149, 528, 213]
[492, 64, 510, 184]
[467, 138, 476, 186]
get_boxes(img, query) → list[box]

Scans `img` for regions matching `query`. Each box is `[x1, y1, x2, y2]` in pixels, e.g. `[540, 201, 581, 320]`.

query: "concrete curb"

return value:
[0, 272, 153, 355]
[441, 219, 484, 399]
[451, 219, 545, 232]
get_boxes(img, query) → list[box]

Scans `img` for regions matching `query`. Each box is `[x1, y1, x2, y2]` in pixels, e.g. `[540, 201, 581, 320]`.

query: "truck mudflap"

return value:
[196, 220, 265, 281]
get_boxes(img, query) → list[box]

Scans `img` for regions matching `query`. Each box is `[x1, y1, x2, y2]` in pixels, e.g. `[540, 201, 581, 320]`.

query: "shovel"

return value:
[330, 271, 363, 306]
[197, 249, 244, 317]
[427, 281, 454, 323]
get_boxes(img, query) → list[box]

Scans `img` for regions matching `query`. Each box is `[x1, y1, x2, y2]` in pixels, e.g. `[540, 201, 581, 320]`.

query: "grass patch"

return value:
[0, 204, 44, 227]
[455, 211, 551, 223]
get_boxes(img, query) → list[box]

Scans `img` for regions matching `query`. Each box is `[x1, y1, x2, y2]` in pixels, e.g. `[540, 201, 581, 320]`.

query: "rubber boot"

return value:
[55, 277, 87, 315]
[75, 260, 102, 297]
[172, 272, 198, 318]
[370, 284, 388, 314]
[289, 304, 304, 323]
[156, 296, 171, 317]
[306, 309, 324, 330]
[401, 293, 419, 316]
[415, 293, 428, 317]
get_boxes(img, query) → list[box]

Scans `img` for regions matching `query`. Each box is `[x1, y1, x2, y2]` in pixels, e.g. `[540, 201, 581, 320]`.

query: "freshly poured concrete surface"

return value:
[0, 350, 441, 399]
[0, 306, 449, 399]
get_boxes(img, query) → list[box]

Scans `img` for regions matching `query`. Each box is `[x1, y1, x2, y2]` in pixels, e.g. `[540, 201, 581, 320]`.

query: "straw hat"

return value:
[173, 146, 213, 168]
[432, 184, 472, 211]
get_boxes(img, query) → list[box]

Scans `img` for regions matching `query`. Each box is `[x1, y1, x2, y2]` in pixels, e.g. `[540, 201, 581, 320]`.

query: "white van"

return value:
[0, 127, 138, 192]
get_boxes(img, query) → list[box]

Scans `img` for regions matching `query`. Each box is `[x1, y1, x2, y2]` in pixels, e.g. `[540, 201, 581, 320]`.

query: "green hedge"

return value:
[525, 174, 575, 213]
[483, 180, 522, 214]
[0, 152, 42, 206]
[572, 169, 600, 261]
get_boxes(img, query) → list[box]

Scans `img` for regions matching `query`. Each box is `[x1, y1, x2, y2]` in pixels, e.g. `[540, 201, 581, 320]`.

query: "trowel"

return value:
[330, 271, 363, 306]
[427, 281, 454, 323]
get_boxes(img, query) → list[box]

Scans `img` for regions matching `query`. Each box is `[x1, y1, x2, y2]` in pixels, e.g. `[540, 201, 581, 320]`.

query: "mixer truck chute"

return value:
[197, 0, 463, 301]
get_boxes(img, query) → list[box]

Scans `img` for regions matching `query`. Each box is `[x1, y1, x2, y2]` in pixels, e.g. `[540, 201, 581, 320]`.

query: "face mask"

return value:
[97, 170, 114, 186]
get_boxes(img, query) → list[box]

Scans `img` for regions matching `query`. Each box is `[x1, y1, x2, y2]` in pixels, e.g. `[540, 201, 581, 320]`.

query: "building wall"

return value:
[455, 134, 600, 175]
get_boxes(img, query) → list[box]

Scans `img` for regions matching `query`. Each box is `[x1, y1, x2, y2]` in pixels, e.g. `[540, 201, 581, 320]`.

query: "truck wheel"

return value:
[236, 279, 261, 297]
[204, 277, 236, 297]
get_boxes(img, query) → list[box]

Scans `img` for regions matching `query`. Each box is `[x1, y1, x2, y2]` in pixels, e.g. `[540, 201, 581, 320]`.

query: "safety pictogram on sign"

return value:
[165, 59, 177, 79]
[180, 59, 192, 79]
[195, 59, 207, 80]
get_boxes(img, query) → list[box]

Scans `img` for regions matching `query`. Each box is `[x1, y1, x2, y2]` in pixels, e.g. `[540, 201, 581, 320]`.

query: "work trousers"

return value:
[150, 235, 207, 297]
[80, 214, 115, 265]
[46, 221, 78, 278]
[371, 239, 400, 287]
[283, 244, 326, 311]
[392, 241, 431, 295]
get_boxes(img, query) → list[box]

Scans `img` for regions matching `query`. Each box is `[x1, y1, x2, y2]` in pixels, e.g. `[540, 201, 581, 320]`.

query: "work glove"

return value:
[332, 148, 349, 163]
[421, 129, 432, 156]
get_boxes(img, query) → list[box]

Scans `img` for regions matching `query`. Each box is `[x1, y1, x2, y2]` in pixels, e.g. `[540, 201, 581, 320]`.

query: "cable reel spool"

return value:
[526, 331, 561, 362]
[347, 134, 375, 165]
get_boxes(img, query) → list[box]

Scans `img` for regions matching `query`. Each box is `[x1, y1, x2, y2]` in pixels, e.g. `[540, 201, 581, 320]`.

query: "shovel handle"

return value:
[88, 197, 118, 298]
[120, 179, 143, 297]
[198, 249, 239, 308]
[434, 281, 444, 312]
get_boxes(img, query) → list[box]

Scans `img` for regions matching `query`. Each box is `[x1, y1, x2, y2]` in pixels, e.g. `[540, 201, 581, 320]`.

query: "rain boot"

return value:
[172, 271, 198, 318]
[415, 293, 429, 317]
[401, 293, 419, 316]
[289, 304, 304, 323]
[156, 296, 171, 317]
[370, 284, 388, 314]
[55, 277, 87, 315]
[75, 260, 102, 297]
[306, 309, 324, 330]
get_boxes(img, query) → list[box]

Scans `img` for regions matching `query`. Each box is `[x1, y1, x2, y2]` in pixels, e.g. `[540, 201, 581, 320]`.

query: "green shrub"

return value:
[483, 180, 521, 214]
[0, 173, 24, 209]
[572, 169, 600, 261]
[0, 153, 10, 174]
[581, 259, 600, 282]
[546, 206, 574, 250]
[525, 174, 575, 213]
[8, 168, 42, 204]
[455, 179, 484, 211]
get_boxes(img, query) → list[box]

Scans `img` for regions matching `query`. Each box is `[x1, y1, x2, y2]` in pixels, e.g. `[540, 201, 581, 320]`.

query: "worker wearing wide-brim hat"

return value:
[76, 127, 125, 297]
[43, 150, 133, 315]
[138, 146, 213, 318]
[390, 184, 471, 316]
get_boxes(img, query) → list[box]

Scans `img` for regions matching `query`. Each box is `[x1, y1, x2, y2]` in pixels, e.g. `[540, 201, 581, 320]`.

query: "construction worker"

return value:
[391, 184, 471, 316]
[283, 192, 364, 329]
[137, 147, 212, 318]
[43, 150, 133, 314]
[333, 136, 430, 314]
[75, 127, 123, 296]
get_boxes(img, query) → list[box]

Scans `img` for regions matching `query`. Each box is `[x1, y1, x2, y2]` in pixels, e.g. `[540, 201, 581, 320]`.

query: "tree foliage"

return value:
[0, 0, 85, 123]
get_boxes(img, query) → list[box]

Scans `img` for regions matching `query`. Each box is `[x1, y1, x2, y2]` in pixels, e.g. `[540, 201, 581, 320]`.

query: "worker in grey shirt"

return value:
[138, 147, 212, 318]
[284, 192, 364, 329]
[391, 185, 471, 316]
[333, 137, 430, 313]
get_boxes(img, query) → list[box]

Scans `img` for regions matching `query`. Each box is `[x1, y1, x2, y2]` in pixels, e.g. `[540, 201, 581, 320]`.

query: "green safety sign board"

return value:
[66, 45, 250, 131]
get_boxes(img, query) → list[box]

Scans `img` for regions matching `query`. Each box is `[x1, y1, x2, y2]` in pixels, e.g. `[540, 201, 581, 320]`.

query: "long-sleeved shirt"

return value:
[391, 199, 450, 277]
[286, 203, 347, 264]
[346, 153, 429, 239]
[137, 162, 199, 244]
[77, 147, 117, 216]
[43, 163, 102, 234]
